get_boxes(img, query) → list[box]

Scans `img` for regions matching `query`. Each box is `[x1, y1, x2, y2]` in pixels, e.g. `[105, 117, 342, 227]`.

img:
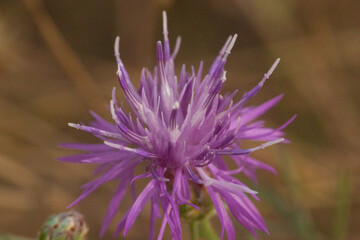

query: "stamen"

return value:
[215, 138, 285, 155]
[162, 11, 171, 60]
[68, 123, 125, 140]
[265, 58, 280, 78]
[170, 101, 179, 129]
[116, 63, 122, 76]
[104, 141, 156, 158]
[203, 71, 227, 109]
[156, 41, 164, 62]
[221, 71, 227, 83]
[197, 168, 257, 194]
[208, 35, 233, 75]
[252, 138, 284, 151]
[223, 34, 238, 60]
[114, 36, 122, 64]
[220, 35, 232, 55]
[232, 58, 282, 111]
[170, 36, 181, 59]
[162, 11, 168, 37]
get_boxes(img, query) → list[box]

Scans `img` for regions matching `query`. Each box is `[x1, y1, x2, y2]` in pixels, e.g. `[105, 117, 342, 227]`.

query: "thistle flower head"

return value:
[38, 211, 88, 240]
[59, 12, 295, 240]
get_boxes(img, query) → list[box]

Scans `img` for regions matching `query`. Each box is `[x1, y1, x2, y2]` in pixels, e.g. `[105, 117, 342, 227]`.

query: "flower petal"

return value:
[124, 180, 158, 235]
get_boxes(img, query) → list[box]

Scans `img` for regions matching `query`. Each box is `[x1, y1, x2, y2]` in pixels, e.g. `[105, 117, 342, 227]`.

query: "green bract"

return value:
[38, 211, 88, 240]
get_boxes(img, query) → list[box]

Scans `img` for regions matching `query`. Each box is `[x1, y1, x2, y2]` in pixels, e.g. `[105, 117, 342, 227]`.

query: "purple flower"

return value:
[59, 12, 295, 240]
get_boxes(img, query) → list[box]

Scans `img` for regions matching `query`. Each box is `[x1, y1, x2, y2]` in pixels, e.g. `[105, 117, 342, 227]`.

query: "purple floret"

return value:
[59, 11, 295, 240]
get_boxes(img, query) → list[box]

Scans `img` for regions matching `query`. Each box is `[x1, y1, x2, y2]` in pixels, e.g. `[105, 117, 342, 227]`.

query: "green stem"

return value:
[198, 218, 218, 240]
[190, 221, 199, 240]
[189, 217, 218, 240]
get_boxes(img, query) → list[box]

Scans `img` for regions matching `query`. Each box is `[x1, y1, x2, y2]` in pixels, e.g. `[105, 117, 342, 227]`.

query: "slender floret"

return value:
[59, 12, 295, 240]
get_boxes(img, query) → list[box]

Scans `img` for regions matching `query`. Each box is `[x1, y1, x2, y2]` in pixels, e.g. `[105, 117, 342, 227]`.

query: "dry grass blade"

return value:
[0, 154, 43, 188]
[21, 0, 107, 116]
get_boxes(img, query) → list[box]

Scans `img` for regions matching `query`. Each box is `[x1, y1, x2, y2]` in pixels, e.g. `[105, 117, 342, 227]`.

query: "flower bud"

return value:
[38, 211, 88, 240]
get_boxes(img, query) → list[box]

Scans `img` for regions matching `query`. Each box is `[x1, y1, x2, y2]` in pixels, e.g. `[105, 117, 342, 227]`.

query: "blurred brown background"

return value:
[0, 0, 359, 239]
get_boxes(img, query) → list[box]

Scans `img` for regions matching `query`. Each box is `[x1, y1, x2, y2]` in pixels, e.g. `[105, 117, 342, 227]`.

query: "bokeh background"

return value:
[0, 0, 359, 239]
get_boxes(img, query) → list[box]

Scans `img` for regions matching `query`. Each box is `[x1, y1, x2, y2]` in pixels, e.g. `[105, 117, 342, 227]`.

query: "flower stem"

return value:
[198, 218, 218, 240]
[190, 217, 218, 240]
[190, 221, 200, 240]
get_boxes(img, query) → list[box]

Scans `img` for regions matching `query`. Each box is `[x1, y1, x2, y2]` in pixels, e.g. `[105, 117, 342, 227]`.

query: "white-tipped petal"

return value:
[68, 123, 80, 129]
[265, 58, 280, 78]
[162, 11, 168, 36]
[224, 34, 238, 57]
